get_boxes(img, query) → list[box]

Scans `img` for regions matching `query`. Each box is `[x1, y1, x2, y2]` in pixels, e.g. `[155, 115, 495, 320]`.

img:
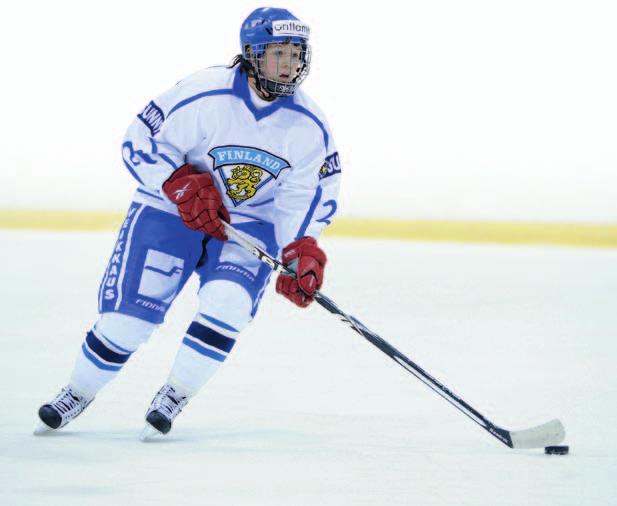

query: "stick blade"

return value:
[509, 418, 565, 449]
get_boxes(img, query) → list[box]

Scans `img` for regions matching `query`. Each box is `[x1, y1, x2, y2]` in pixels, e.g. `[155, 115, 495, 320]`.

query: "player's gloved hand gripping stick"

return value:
[276, 237, 327, 308]
[223, 221, 566, 450]
[163, 164, 230, 241]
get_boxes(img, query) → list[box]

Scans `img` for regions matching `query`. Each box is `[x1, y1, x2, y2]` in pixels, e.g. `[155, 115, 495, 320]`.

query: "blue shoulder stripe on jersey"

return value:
[295, 186, 323, 240]
[168, 89, 233, 116]
[282, 103, 329, 149]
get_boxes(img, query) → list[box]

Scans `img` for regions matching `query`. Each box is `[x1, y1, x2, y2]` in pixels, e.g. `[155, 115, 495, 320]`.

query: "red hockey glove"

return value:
[162, 164, 230, 240]
[276, 237, 327, 308]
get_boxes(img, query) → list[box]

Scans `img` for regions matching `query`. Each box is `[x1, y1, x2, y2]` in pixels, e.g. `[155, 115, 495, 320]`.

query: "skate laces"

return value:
[50, 387, 89, 417]
[149, 385, 188, 421]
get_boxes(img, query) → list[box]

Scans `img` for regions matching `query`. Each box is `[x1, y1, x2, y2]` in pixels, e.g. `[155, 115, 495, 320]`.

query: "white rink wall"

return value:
[2, 0, 615, 223]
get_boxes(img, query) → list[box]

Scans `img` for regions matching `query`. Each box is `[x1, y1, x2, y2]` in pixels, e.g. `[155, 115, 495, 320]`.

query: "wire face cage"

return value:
[243, 42, 312, 97]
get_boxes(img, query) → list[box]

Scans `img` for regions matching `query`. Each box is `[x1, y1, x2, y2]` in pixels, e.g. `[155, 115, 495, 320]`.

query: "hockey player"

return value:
[35, 7, 341, 439]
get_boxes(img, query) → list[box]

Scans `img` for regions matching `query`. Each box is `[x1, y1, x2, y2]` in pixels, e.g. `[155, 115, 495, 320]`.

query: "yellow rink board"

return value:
[1, 210, 616, 249]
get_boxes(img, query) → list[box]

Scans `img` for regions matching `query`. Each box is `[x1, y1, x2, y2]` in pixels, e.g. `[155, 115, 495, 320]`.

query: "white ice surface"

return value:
[0, 231, 616, 505]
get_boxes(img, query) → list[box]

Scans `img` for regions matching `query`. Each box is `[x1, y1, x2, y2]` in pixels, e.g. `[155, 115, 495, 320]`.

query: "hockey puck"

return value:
[544, 445, 569, 455]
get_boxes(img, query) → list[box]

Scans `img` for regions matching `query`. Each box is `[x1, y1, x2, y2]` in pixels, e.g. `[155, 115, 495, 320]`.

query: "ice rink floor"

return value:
[1, 230, 616, 505]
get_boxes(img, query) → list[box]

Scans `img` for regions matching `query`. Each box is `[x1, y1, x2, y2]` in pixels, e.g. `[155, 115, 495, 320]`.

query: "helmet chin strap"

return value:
[242, 57, 290, 100]
[260, 78, 295, 98]
[255, 78, 277, 100]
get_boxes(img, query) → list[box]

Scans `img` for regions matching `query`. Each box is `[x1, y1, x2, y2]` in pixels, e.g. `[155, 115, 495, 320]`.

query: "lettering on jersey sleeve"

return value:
[208, 145, 290, 206]
[319, 151, 341, 180]
[137, 101, 165, 136]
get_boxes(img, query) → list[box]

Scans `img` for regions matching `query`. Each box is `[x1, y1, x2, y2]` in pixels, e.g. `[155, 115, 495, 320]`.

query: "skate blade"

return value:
[139, 424, 163, 442]
[33, 422, 53, 436]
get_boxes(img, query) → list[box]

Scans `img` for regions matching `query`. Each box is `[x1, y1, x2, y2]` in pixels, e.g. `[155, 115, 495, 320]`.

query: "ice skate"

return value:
[34, 386, 93, 435]
[140, 384, 189, 441]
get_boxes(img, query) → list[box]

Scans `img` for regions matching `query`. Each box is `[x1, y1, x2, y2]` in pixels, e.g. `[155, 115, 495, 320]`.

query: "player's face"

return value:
[263, 43, 303, 83]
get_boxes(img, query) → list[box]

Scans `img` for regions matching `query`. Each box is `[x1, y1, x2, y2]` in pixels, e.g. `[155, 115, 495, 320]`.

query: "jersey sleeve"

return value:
[121, 77, 210, 191]
[273, 131, 341, 250]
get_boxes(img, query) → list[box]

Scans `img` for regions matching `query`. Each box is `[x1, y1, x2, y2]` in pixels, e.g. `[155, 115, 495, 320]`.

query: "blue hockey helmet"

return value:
[239, 7, 311, 97]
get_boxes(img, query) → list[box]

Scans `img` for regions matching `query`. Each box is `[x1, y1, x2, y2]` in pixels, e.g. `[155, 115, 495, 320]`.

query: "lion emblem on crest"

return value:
[226, 165, 264, 201]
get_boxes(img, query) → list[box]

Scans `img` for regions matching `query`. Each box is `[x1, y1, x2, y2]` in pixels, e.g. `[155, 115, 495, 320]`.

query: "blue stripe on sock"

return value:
[182, 337, 226, 362]
[82, 344, 123, 371]
[85, 331, 131, 364]
[199, 313, 239, 333]
[187, 322, 236, 353]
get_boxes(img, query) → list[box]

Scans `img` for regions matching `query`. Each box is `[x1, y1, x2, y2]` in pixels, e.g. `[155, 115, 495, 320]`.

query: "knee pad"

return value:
[94, 312, 158, 352]
[197, 280, 253, 335]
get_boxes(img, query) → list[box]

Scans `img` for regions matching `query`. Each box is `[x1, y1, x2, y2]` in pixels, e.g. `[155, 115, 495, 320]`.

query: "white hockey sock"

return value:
[69, 327, 135, 399]
[167, 316, 238, 397]
[68, 314, 156, 399]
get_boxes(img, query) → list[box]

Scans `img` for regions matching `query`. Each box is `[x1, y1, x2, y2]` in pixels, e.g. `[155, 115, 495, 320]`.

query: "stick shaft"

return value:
[223, 223, 513, 447]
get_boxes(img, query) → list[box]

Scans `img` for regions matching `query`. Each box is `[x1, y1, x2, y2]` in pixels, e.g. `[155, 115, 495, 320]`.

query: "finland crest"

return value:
[209, 146, 290, 206]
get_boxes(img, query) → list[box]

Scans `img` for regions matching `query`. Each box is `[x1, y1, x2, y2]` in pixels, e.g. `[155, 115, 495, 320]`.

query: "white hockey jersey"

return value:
[122, 65, 341, 250]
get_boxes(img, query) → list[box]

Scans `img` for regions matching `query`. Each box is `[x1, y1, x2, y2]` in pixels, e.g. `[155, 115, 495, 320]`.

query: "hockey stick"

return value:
[223, 222, 565, 449]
